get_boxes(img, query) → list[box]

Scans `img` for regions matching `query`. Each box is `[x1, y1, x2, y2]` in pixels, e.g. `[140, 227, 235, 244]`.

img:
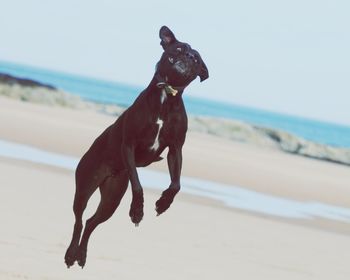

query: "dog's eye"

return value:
[194, 54, 200, 63]
[168, 57, 174, 63]
[176, 47, 182, 52]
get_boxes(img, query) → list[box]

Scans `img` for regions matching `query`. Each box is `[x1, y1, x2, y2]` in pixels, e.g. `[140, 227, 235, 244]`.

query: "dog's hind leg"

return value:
[64, 190, 91, 268]
[64, 160, 108, 268]
[64, 173, 98, 268]
[75, 170, 129, 268]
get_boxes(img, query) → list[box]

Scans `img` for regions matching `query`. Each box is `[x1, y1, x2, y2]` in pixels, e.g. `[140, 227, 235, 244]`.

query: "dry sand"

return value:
[1, 96, 350, 279]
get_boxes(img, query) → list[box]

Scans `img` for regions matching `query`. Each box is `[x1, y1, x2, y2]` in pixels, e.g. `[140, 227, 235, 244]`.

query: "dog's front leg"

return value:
[121, 143, 144, 226]
[155, 145, 182, 215]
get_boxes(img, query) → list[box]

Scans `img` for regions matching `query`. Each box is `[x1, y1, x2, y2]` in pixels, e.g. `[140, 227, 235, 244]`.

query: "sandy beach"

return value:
[1, 95, 350, 279]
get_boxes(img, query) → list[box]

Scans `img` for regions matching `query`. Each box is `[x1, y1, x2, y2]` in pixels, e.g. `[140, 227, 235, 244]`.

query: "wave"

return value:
[1, 73, 349, 166]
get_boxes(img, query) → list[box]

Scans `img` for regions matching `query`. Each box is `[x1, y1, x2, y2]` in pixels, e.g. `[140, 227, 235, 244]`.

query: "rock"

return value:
[189, 116, 350, 166]
[0, 73, 56, 90]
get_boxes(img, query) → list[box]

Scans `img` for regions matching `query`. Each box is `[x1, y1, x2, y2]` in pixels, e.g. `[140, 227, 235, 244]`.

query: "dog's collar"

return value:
[154, 73, 186, 97]
[156, 82, 179, 96]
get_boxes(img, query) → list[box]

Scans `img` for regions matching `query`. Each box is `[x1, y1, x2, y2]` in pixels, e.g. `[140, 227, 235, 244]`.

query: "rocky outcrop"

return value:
[0, 73, 55, 90]
[255, 126, 350, 165]
[0, 73, 124, 115]
[189, 116, 350, 166]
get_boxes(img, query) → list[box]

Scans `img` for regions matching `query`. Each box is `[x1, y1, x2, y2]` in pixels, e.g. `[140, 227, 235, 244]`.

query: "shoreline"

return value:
[1, 154, 350, 238]
[2, 138, 350, 228]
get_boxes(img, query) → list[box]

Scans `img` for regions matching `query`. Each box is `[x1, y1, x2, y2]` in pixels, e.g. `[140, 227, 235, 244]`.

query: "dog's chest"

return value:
[148, 90, 177, 151]
[149, 117, 164, 151]
[144, 89, 186, 152]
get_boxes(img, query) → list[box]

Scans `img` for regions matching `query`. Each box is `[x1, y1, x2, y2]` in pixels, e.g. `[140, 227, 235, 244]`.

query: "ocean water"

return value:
[1, 60, 350, 148]
[1, 139, 350, 223]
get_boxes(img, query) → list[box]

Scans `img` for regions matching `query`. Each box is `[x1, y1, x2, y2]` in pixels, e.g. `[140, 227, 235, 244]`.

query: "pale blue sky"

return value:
[0, 0, 349, 125]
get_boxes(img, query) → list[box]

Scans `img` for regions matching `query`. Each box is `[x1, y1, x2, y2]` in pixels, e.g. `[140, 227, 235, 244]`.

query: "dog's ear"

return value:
[199, 61, 209, 82]
[159, 26, 177, 49]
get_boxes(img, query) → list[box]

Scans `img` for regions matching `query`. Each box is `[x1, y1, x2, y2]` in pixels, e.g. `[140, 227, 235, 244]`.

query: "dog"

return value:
[64, 26, 208, 268]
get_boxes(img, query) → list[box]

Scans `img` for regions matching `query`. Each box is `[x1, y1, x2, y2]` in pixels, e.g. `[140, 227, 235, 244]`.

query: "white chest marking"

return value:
[161, 89, 167, 104]
[150, 118, 163, 151]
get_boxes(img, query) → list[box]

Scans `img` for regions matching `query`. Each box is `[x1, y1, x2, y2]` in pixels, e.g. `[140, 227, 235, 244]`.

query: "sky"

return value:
[0, 0, 349, 125]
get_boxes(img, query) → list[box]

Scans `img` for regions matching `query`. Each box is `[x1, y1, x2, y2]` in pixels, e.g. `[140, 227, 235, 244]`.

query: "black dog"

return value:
[65, 26, 208, 268]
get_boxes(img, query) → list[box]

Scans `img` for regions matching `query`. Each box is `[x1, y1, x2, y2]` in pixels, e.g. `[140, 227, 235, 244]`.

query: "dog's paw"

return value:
[129, 197, 144, 226]
[76, 248, 87, 268]
[155, 188, 178, 216]
[64, 245, 78, 268]
[155, 197, 171, 216]
[129, 207, 144, 226]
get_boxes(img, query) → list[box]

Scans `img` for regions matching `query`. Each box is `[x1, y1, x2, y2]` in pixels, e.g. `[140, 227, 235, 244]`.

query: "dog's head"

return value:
[156, 26, 209, 88]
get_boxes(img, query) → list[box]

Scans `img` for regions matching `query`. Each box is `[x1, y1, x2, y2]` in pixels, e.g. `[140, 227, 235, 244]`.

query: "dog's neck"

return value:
[144, 73, 187, 112]
[152, 72, 187, 97]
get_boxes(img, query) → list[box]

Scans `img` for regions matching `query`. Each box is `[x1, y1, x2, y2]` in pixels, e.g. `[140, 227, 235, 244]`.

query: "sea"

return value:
[1, 60, 349, 148]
